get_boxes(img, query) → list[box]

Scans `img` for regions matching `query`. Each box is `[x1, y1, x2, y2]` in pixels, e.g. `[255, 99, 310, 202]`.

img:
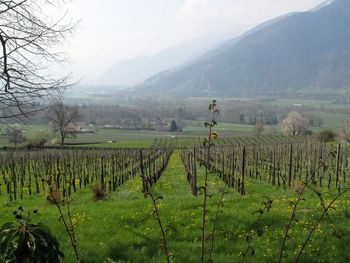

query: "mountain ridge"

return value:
[133, 0, 350, 98]
[90, 28, 245, 88]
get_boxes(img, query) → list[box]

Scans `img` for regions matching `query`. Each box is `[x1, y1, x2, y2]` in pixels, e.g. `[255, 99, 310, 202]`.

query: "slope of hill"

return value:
[133, 0, 350, 98]
[90, 29, 244, 88]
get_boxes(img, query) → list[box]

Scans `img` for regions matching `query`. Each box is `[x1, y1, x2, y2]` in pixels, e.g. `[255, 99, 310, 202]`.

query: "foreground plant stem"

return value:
[294, 184, 350, 263]
[278, 153, 331, 263]
[201, 100, 219, 263]
[147, 191, 171, 263]
[48, 180, 80, 263]
[240, 196, 273, 263]
[56, 201, 80, 263]
[201, 131, 211, 263]
[208, 183, 227, 262]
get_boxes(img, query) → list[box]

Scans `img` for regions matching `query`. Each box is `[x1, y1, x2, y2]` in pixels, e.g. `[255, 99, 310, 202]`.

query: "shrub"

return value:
[0, 207, 64, 263]
[92, 183, 108, 201]
[292, 181, 304, 194]
[47, 187, 62, 205]
[27, 131, 51, 148]
[317, 129, 336, 142]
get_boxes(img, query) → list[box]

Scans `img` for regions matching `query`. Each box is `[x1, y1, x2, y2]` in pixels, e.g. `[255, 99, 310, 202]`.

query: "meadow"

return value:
[0, 122, 266, 147]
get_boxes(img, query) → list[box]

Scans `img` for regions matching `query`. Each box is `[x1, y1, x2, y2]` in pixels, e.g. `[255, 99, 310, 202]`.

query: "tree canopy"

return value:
[282, 111, 310, 136]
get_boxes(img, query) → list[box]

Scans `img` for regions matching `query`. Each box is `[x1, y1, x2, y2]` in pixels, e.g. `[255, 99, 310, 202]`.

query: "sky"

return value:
[59, 0, 327, 82]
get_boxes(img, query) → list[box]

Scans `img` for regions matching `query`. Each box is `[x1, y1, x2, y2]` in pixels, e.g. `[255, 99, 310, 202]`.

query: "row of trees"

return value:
[4, 100, 325, 130]
[2, 103, 183, 146]
[3, 107, 350, 146]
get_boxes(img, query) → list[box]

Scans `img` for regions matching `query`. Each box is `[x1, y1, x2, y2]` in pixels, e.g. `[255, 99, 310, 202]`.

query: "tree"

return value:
[282, 111, 310, 136]
[337, 120, 350, 144]
[0, 0, 76, 119]
[176, 117, 184, 132]
[239, 113, 245, 123]
[48, 102, 80, 145]
[4, 126, 26, 145]
[169, 120, 178, 132]
[308, 115, 323, 127]
[254, 121, 264, 136]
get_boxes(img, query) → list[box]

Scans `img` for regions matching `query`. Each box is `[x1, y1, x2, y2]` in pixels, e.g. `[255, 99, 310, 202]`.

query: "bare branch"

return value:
[0, 0, 77, 119]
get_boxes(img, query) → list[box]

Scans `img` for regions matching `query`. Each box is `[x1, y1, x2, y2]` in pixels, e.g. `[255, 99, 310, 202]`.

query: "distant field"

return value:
[269, 98, 350, 110]
[0, 124, 50, 146]
[312, 112, 350, 130]
[269, 99, 332, 108]
[0, 123, 281, 147]
[183, 122, 256, 136]
[2, 107, 350, 147]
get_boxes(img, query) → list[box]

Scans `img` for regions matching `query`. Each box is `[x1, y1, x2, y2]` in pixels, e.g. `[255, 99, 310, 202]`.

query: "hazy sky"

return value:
[62, 0, 326, 81]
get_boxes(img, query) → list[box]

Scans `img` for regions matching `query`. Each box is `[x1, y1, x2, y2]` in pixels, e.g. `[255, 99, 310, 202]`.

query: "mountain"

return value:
[90, 29, 245, 88]
[310, 0, 334, 11]
[133, 0, 350, 98]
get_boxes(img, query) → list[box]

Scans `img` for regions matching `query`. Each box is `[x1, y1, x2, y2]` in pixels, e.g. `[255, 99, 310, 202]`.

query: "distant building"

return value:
[64, 125, 95, 134]
[64, 125, 81, 133]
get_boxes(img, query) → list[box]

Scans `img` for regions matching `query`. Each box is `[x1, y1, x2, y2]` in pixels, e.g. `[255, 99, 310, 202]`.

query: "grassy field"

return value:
[1, 151, 349, 262]
[312, 112, 350, 129]
[0, 122, 278, 147]
[268, 98, 350, 109]
[269, 99, 333, 108]
[0, 124, 50, 146]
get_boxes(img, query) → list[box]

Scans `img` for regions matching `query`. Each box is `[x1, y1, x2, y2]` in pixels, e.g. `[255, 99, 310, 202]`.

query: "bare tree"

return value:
[282, 111, 310, 136]
[337, 120, 350, 144]
[4, 126, 26, 145]
[176, 117, 184, 131]
[254, 121, 264, 136]
[0, 0, 76, 120]
[48, 102, 80, 145]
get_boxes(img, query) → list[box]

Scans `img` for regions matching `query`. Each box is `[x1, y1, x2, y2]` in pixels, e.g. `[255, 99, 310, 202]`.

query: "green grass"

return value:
[183, 122, 281, 137]
[312, 112, 350, 130]
[0, 124, 50, 146]
[269, 99, 333, 108]
[84, 139, 155, 148]
[1, 151, 349, 262]
[183, 123, 253, 134]
[0, 123, 282, 147]
[268, 98, 350, 109]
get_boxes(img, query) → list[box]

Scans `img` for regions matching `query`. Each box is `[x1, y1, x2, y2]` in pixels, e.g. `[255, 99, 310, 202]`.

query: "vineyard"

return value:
[79, 134, 312, 149]
[1, 137, 339, 202]
[0, 147, 172, 202]
[0, 137, 350, 262]
[182, 141, 350, 195]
